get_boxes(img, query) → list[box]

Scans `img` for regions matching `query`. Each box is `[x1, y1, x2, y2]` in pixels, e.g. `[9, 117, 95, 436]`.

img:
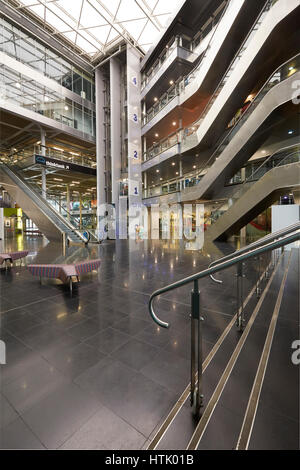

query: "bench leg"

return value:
[69, 277, 73, 295]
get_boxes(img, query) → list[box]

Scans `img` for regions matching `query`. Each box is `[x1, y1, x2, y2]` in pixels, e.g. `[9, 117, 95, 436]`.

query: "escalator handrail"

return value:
[189, 51, 300, 180]
[0, 162, 87, 242]
[208, 221, 300, 283]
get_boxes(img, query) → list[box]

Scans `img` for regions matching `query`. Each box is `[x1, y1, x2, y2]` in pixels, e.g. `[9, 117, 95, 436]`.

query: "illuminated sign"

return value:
[34, 155, 96, 176]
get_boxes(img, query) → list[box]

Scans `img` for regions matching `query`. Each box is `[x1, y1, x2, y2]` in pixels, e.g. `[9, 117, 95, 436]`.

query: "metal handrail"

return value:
[0, 162, 87, 243]
[209, 222, 300, 283]
[149, 229, 300, 329]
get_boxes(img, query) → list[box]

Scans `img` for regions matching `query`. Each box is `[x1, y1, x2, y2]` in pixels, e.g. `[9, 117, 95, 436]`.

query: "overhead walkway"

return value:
[179, 56, 300, 203]
[141, 0, 268, 135]
[147, 225, 299, 450]
[205, 148, 300, 241]
[0, 160, 93, 244]
[142, 0, 299, 171]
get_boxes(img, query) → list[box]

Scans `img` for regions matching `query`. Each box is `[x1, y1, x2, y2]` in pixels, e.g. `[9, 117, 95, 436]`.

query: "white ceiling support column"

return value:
[110, 57, 122, 209]
[95, 66, 107, 240]
[40, 129, 47, 199]
[127, 46, 142, 218]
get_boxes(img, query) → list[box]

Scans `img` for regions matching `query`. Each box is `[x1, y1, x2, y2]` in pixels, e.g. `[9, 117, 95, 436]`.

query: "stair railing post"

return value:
[256, 255, 262, 298]
[236, 262, 245, 331]
[191, 280, 203, 417]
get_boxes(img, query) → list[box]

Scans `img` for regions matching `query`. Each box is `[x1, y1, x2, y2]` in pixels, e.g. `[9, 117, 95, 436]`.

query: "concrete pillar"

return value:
[40, 129, 47, 199]
[66, 185, 70, 221]
[79, 193, 83, 229]
[179, 160, 183, 190]
[95, 67, 107, 239]
[127, 46, 142, 210]
[110, 58, 122, 209]
[0, 208, 4, 240]
[143, 172, 147, 198]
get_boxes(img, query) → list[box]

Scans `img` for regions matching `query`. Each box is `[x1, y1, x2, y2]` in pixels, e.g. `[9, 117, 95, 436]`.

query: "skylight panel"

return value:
[16, 0, 183, 59]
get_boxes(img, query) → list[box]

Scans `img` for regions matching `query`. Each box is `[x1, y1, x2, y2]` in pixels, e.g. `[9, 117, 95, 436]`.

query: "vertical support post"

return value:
[66, 185, 70, 221]
[110, 57, 122, 232]
[256, 255, 262, 298]
[40, 129, 47, 199]
[95, 67, 107, 241]
[191, 279, 203, 417]
[236, 262, 245, 331]
[79, 193, 83, 229]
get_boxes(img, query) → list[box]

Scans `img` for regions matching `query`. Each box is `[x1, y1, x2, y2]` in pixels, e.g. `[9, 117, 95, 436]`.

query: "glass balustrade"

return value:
[143, 1, 278, 162]
[143, 146, 300, 201]
[143, 133, 179, 162]
[142, 2, 229, 125]
[205, 147, 300, 228]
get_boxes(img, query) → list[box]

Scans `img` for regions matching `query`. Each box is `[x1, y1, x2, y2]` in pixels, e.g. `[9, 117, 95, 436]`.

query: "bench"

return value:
[0, 251, 29, 268]
[27, 259, 101, 293]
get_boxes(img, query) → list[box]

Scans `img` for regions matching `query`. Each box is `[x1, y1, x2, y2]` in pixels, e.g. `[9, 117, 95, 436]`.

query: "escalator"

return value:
[180, 53, 300, 203]
[0, 160, 91, 244]
[205, 146, 300, 241]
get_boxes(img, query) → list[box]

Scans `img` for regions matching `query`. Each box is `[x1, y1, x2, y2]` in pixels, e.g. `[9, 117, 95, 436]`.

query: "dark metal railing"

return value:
[148, 226, 300, 417]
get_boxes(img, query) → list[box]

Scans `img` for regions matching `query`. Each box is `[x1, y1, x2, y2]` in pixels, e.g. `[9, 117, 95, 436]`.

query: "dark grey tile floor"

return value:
[0, 235, 256, 449]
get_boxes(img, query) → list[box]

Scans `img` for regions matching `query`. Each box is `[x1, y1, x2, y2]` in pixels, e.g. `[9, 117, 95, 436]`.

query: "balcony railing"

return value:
[141, 1, 229, 125]
[143, 132, 179, 163]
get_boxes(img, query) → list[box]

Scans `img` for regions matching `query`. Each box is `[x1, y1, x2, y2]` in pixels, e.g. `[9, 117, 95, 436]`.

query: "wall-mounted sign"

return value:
[34, 155, 96, 176]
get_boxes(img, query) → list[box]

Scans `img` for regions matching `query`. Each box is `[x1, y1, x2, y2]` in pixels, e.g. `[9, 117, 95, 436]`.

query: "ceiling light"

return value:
[288, 130, 294, 135]
[261, 150, 267, 154]
[172, 162, 175, 166]
[155, 133, 159, 137]
[15, 82, 21, 89]
[176, 172, 179, 175]
[160, 178, 163, 181]
[53, 147, 64, 151]
[154, 97, 158, 102]
[169, 80, 174, 85]
[64, 105, 69, 111]
[193, 165, 196, 169]
[172, 121, 177, 126]
[289, 66, 295, 71]
[156, 169, 160, 173]
[44, 96, 49, 102]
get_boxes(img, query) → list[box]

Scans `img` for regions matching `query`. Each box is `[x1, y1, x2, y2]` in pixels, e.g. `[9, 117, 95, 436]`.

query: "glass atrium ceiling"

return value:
[14, 0, 182, 59]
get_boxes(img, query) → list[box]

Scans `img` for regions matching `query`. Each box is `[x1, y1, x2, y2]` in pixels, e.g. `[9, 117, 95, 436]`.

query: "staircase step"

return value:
[149, 259, 274, 450]
[247, 248, 299, 450]
[187, 252, 291, 450]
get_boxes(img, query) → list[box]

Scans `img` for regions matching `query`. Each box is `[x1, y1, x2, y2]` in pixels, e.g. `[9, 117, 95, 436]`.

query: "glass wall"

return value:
[0, 64, 95, 137]
[0, 16, 95, 103]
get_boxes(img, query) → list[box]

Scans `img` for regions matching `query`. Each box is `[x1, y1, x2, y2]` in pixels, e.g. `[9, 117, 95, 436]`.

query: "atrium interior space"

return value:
[0, 0, 299, 453]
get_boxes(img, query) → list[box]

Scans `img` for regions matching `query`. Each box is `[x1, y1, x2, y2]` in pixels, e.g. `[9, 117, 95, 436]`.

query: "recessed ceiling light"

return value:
[288, 130, 294, 135]
[169, 80, 174, 85]
[15, 82, 21, 89]
[156, 169, 160, 173]
[176, 172, 179, 175]
[44, 96, 49, 102]
[172, 162, 175, 166]
[172, 121, 177, 126]
[193, 165, 196, 169]
[155, 133, 159, 137]
[64, 105, 69, 111]
[154, 97, 158, 102]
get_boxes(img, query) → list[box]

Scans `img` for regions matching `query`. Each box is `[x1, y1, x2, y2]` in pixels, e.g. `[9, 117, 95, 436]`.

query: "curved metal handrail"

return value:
[148, 228, 300, 328]
[208, 221, 300, 283]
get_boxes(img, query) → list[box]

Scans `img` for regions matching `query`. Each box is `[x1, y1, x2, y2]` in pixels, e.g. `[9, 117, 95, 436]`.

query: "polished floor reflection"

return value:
[0, 235, 259, 449]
